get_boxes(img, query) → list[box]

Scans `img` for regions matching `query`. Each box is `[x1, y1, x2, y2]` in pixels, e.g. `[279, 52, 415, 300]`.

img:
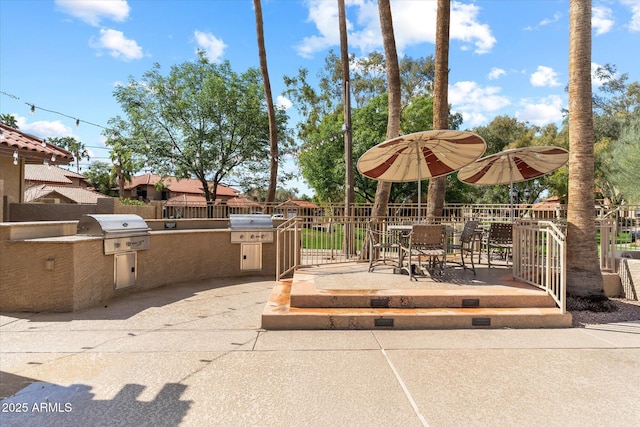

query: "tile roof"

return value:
[165, 195, 261, 208]
[24, 185, 110, 204]
[125, 173, 238, 197]
[276, 199, 320, 209]
[25, 164, 86, 184]
[0, 123, 74, 164]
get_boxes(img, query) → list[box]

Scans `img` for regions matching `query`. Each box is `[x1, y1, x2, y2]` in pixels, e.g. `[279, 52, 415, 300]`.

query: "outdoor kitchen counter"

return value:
[0, 225, 279, 312]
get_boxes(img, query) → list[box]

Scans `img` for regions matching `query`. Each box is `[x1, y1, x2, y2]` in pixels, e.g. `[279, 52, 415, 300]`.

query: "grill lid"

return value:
[77, 214, 151, 237]
[229, 214, 273, 230]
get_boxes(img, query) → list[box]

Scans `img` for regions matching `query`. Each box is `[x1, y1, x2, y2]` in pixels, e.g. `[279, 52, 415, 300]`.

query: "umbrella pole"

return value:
[509, 160, 514, 222]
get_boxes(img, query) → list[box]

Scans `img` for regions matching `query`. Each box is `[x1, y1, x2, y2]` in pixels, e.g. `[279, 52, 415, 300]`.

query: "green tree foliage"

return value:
[610, 117, 640, 203]
[287, 53, 454, 203]
[112, 55, 291, 202]
[592, 64, 640, 204]
[0, 113, 18, 128]
[46, 136, 90, 173]
[84, 161, 114, 195]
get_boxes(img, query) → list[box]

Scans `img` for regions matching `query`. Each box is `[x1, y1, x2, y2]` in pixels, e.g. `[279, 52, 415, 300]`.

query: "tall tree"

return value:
[426, 0, 451, 220]
[0, 113, 18, 128]
[371, 0, 401, 220]
[253, 0, 279, 204]
[566, 0, 604, 298]
[47, 136, 90, 173]
[113, 57, 285, 209]
[338, 0, 355, 256]
[84, 161, 115, 195]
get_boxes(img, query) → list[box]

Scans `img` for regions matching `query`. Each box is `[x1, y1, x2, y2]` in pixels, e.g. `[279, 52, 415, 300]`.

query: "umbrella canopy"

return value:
[457, 146, 569, 186]
[357, 130, 486, 221]
[458, 146, 569, 219]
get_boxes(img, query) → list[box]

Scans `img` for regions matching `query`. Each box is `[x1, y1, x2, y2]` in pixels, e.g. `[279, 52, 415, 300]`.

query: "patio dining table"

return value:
[387, 224, 452, 278]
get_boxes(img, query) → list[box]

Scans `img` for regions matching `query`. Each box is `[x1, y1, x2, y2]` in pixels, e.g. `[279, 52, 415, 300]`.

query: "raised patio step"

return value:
[290, 287, 557, 309]
[261, 277, 572, 330]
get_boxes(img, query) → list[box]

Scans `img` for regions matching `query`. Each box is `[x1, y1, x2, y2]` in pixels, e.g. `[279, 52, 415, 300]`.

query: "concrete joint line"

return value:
[380, 348, 431, 427]
[579, 328, 619, 347]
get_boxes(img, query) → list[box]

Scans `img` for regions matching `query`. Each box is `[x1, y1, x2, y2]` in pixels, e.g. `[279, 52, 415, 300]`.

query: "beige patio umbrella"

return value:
[458, 146, 569, 218]
[357, 130, 486, 221]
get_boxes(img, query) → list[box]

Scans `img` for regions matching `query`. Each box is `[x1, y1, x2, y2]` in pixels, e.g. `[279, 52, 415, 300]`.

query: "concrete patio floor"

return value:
[1, 273, 639, 426]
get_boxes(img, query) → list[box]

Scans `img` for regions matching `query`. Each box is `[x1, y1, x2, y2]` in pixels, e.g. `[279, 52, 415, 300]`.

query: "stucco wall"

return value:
[0, 221, 284, 312]
[8, 198, 161, 222]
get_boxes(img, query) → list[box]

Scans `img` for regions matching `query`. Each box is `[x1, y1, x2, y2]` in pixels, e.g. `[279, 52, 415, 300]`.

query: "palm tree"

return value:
[253, 0, 279, 204]
[426, 0, 451, 220]
[566, 0, 604, 298]
[370, 0, 401, 220]
[0, 113, 18, 129]
[47, 136, 90, 173]
[338, 0, 355, 256]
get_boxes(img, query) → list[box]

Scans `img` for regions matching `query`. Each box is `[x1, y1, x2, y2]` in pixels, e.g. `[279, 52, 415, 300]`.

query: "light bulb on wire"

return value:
[30, 104, 35, 115]
[13, 149, 18, 165]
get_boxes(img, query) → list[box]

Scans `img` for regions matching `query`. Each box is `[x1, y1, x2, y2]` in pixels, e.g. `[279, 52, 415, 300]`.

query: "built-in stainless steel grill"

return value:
[77, 214, 151, 255]
[229, 214, 274, 243]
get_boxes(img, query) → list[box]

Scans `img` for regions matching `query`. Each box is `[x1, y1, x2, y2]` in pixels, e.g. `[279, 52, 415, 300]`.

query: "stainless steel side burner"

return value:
[77, 214, 151, 289]
[229, 214, 274, 243]
[229, 214, 274, 271]
[77, 214, 151, 255]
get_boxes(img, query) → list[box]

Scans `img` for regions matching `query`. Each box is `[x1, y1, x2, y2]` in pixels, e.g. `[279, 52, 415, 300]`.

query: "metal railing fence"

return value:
[513, 221, 566, 312]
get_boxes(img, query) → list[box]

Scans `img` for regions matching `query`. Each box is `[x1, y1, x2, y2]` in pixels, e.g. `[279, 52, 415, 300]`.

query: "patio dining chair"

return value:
[401, 224, 447, 281]
[367, 221, 401, 272]
[485, 222, 513, 268]
[449, 220, 480, 275]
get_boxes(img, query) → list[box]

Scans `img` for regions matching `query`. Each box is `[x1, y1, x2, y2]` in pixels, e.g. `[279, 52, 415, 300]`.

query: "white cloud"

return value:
[90, 28, 143, 61]
[591, 62, 608, 87]
[450, 2, 496, 54]
[194, 30, 227, 63]
[530, 66, 561, 87]
[449, 81, 511, 127]
[296, 1, 346, 58]
[515, 95, 565, 126]
[592, 6, 614, 35]
[539, 11, 562, 27]
[488, 68, 506, 80]
[276, 95, 293, 110]
[17, 118, 74, 139]
[55, 0, 130, 27]
[622, 0, 640, 31]
[296, 0, 495, 58]
[524, 11, 562, 31]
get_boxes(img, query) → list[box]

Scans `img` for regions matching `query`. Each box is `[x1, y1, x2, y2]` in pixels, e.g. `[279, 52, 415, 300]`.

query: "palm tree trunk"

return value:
[426, 0, 451, 220]
[253, 0, 279, 204]
[371, 0, 401, 220]
[566, 0, 604, 298]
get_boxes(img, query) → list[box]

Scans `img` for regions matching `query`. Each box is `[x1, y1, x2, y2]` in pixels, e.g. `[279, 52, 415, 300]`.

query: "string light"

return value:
[1, 91, 108, 131]
[51, 154, 56, 162]
[13, 149, 19, 165]
[41, 138, 46, 148]
[0, 129, 4, 140]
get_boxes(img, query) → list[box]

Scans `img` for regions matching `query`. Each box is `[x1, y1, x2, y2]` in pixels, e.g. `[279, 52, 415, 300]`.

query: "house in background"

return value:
[123, 173, 239, 202]
[25, 164, 89, 188]
[24, 185, 109, 204]
[275, 199, 322, 218]
[0, 123, 74, 221]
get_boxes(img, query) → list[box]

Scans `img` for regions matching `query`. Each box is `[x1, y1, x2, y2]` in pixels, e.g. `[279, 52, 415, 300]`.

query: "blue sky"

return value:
[1, 0, 639, 196]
